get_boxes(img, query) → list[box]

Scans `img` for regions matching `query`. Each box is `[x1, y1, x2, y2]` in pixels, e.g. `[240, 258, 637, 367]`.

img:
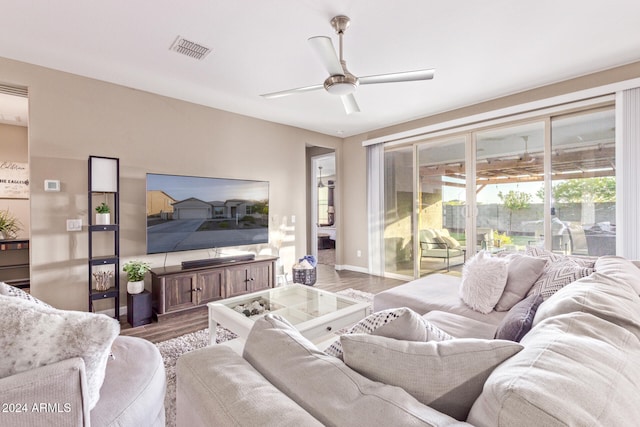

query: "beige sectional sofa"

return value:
[0, 286, 166, 427]
[176, 255, 640, 426]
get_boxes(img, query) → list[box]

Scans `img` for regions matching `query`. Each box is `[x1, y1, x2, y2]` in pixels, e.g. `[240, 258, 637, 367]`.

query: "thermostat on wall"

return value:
[44, 179, 60, 192]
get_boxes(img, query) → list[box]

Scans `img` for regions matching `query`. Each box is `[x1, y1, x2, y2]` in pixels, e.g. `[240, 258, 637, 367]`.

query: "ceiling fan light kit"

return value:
[260, 15, 435, 114]
[324, 74, 359, 95]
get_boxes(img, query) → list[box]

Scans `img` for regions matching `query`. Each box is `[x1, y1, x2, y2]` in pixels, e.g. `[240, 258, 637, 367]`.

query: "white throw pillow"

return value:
[459, 251, 509, 314]
[441, 235, 461, 248]
[0, 282, 52, 307]
[0, 295, 120, 409]
[324, 307, 452, 358]
[341, 334, 523, 421]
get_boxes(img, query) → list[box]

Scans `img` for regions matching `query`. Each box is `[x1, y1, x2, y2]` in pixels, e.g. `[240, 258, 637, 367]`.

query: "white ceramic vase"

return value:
[96, 213, 110, 225]
[127, 280, 145, 294]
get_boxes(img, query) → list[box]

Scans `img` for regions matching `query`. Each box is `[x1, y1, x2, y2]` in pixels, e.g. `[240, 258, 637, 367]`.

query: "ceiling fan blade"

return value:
[341, 93, 360, 115]
[260, 84, 324, 99]
[308, 36, 344, 76]
[359, 69, 435, 85]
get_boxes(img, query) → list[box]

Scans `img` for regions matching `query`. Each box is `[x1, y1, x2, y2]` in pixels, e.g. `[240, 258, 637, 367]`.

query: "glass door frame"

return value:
[403, 107, 613, 278]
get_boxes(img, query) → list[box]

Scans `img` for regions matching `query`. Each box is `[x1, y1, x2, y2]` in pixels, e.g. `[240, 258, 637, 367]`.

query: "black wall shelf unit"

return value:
[88, 155, 120, 318]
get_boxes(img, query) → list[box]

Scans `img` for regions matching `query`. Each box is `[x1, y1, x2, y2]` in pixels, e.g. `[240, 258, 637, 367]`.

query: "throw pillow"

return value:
[324, 307, 453, 358]
[0, 295, 120, 410]
[440, 235, 461, 249]
[243, 314, 464, 426]
[459, 251, 509, 314]
[340, 334, 523, 421]
[0, 282, 52, 307]
[494, 254, 547, 311]
[494, 294, 544, 342]
[525, 246, 564, 263]
[528, 260, 594, 300]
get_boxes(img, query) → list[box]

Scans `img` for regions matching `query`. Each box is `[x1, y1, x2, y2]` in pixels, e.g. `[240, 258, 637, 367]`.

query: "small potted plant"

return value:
[123, 260, 152, 294]
[0, 209, 22, 240]
[95, 202, 111, 225]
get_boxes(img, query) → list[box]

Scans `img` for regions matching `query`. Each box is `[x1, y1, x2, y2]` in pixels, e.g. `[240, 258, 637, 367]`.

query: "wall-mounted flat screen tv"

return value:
[146, 173, 269, 254]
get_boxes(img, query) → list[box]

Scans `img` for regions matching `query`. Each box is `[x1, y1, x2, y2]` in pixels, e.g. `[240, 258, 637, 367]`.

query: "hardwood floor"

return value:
[119, 264, 407, 343]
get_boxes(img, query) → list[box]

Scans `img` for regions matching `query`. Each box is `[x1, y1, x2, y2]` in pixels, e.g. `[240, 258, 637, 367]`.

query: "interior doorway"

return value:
[311, 153, 336, 266]
[0, 87, 30, 290]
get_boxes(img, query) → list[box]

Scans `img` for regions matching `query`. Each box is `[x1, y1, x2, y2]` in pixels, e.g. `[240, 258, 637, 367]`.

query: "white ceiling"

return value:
[1, 1, 640, 137]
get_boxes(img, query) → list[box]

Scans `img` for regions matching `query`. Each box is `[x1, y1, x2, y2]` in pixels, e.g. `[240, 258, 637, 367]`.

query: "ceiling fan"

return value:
[260, 15, 435, 114]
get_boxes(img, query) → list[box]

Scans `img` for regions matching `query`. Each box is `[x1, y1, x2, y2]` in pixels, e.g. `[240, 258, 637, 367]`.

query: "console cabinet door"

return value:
[197, 270, 224, 304]
[164, 274, 197, 312]
[225, 265, 252, 298]
[250, 262, 273, 292]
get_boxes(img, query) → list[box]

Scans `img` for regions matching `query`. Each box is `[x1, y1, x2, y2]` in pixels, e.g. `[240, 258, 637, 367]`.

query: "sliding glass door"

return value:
[475, 122, 545, 253]
[417, 137, 467, 276]
[550, 108, 616, 256]
[383, 146, 414, 277]
[380, 104, 617, 279]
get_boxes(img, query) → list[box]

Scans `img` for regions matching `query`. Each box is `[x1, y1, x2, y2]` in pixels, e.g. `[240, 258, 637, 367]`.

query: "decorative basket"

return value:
[292, 267, 316, 286]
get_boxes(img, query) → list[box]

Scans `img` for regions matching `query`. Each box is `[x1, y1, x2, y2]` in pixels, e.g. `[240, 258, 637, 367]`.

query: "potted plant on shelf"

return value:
[95, 202, 111, 225]
[123, 260, 152, 294]
[0, 209, 22, 240]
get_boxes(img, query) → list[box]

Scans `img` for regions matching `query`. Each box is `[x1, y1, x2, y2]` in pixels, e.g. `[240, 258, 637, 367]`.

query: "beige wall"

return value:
[0, 123, 29, 239]
[0, 56, 340, 311]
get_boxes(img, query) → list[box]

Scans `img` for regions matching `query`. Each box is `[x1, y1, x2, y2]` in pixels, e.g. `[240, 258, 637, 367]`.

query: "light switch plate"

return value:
[66, 219, 82, 231]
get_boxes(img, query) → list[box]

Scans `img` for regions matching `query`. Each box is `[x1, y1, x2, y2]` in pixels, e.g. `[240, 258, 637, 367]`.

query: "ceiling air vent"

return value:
[169, 36, 212, 60]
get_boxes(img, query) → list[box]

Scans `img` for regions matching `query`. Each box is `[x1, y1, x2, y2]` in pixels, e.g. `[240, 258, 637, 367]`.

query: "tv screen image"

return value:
[146, 173, 269, 254]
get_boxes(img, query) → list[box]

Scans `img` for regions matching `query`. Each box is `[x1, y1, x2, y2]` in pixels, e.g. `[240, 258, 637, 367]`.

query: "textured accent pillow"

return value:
[459, 251, 509, 314]
[324, 307, 452, 358]
[0, 295, 120, 409]
[525, 246, 563, 263]
[494, 294, 544, 341]
[0, 282, 52, 307]
[529, 260, 594, 300]
[494, 254, 547, 311]
[341, 334, 523, 421]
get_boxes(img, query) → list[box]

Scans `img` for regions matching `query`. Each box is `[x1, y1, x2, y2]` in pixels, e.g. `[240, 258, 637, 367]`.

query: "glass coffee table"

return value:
[208, 284, 370, 346]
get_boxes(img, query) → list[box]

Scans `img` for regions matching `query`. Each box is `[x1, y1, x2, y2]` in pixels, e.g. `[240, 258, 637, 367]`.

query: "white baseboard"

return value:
[336, 264, 369, 274]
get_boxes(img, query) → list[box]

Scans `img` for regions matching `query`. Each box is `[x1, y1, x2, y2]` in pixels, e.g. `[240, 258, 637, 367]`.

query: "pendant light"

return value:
[318, 166, 325, 188]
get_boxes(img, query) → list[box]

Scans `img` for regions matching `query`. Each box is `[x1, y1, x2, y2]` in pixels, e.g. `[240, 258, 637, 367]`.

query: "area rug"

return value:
[156, 288, 374, 427]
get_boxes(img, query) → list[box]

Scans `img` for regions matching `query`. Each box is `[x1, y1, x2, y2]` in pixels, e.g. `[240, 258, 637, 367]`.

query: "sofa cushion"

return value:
[90, 336, 166, 427]
[459, 251, 509, 314]
[494, 294, 543, 342]
[422, 311, 498, 339]
[0, 295, 119, 410]
[177, 345, 323, 427]
[533, 271, 640, 339]
[595, 255, 640, 295]
[325, 307, 452, 358]
[341, 334, 522, 421]
[243, 314, 469, 426]
[469, 259, 640, 426]
[468, 312, 640, 427]
[373, 273, 509, 325]
[494, 254, 546, 311]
